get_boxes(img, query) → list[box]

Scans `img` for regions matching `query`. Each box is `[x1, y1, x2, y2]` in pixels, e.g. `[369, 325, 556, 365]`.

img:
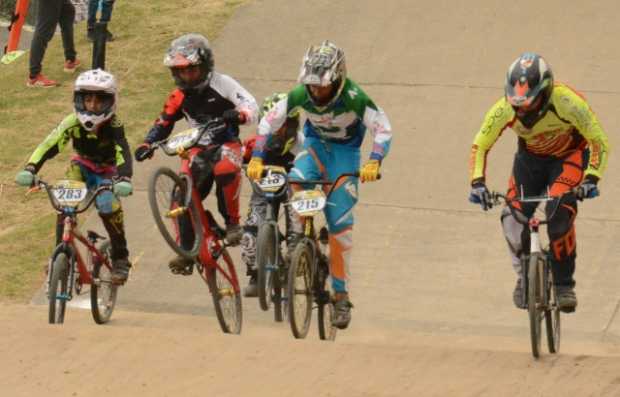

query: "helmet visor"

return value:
[74, 91, 115, 115]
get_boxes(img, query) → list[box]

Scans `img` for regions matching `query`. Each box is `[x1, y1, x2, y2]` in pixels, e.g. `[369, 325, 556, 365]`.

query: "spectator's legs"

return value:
[29, 0, 63, 78]
[59, 0, 77, 62]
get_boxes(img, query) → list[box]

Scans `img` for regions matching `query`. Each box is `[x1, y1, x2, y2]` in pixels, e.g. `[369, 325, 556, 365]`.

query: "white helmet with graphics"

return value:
[74, 69, 117, 131]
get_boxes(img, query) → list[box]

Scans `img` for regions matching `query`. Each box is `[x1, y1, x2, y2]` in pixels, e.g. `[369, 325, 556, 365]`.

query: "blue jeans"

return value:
[87, 0, 115, 26]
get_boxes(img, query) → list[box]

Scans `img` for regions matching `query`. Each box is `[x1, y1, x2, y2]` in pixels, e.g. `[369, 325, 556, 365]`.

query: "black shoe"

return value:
[111, 258, 131, 284]
[226, 224, 242, 246]
[332, 298, 354, 329]
[556, 285, 577, 313]
[106, 29, 115, 42]
[243, 275, 258, 297]
[168, 256, 194, 275]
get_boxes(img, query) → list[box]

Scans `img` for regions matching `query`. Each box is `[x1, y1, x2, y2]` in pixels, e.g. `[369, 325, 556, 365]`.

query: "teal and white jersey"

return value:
[256, 79, 392, 161]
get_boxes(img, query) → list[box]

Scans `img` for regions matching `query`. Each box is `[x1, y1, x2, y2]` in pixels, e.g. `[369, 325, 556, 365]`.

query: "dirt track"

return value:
[4, 0, 620, 396]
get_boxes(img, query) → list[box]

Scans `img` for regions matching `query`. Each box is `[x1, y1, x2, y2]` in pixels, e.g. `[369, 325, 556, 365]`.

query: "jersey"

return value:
[469, 83, 610, 183]
[27, 113, 133, 178]
[144, 72, 258, 144]
[254, 78, 392, 161]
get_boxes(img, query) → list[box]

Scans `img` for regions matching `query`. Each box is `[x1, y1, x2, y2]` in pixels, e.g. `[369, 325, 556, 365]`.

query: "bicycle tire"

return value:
[48, 253, 69, 324]
[317, 260, 337, 341]
[257, 223, 277, 311]
[206, 248, 242, 334]
[287, 242, 313, 339]
[528, 253, 544, 358]
[148, 167, 203, 259]
[544, 261, 561, 353]
[90, 241, 118, 324]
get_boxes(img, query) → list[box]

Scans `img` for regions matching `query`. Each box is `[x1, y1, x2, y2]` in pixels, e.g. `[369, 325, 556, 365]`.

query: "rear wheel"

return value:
[528, 253, 544, 358]
[148, 167, 203, 259]
[545, 262, 561, 353]
[48, 253, 70, 324]
[206, 248, 242, 334]
[90, 241, 118, 324]
[287, 242, 313, 339]
[257, 224, 277, 311]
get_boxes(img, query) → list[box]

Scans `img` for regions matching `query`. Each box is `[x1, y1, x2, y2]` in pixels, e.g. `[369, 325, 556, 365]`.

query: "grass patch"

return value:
[0, 0, 248, 302]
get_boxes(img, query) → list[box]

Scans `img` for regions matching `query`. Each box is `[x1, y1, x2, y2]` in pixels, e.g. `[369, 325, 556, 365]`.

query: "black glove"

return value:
[134, 143, 153, 162]
[222, 109, 242, 126]
[469, 182, 492, 211]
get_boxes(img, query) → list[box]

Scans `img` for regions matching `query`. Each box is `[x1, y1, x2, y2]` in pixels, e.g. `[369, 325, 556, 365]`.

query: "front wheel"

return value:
[256, 223, 277, 311]
[545, 262, 561, 354]
[148, 167, 203, 259]
[528, 253, 544, 358]
[317, 259, 337, 341]
[206, 248, 242, 334]
[287, 242, 314, 339]
[48, 253, 70, 324]
[90, 241, 118, 324]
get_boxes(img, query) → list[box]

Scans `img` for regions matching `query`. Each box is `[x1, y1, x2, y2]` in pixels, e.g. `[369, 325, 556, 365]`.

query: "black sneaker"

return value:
[106, 29, 115, 42]
[556, 285, 577, 313]
[243, 275, 258, 297]
[332, 298, 354, 329]
[226, 224, 242, 246]
[513, 278, 526, 309]
[111, 258, 131, 284]
[168, 256, 194, 275]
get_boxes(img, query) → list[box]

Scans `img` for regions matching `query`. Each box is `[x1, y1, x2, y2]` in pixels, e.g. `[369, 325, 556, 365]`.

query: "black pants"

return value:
[507, 149, 586, 287]
[29, 0, 76, 77]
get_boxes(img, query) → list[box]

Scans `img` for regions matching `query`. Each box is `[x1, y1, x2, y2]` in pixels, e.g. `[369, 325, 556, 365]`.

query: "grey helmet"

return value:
[298, 40, 346, 106]
[163, 33, 214, 92]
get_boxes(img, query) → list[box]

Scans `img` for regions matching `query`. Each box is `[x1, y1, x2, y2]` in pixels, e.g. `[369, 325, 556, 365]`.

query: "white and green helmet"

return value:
[298, 40, 346, 106]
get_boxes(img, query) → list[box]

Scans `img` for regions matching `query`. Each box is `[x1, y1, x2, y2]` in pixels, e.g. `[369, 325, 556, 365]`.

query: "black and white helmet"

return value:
[73, 69, 117, 131]
[163, 33, 214, 92]
[298, 40, 346, 106]
[505, 52, 554, 127]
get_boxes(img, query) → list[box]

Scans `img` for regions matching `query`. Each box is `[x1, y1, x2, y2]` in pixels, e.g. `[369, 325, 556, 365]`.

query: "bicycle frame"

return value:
[174, 146, 240, 294]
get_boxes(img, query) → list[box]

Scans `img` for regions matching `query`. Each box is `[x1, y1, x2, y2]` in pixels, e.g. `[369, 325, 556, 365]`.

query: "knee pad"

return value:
[96, 190, 119, 214]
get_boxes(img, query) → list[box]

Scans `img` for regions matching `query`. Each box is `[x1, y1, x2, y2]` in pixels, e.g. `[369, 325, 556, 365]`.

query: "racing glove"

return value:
[15, 164, 36, 187]
[469, 182, 492, 211]
[222, 109, 244, 126]
[576, 175, 600, 200]
[359, 160, 380, 183]
[247, 157, 264, 180]
[114, 176, 133, 197]
[134, 143, 153, 162]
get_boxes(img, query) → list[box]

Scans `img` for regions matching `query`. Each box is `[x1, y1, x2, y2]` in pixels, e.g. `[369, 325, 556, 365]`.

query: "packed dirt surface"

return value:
[4, 0, 620, 396]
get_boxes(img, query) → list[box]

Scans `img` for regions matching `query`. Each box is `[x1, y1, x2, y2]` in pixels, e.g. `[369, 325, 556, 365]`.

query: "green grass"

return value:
[0, 0, 248, 301]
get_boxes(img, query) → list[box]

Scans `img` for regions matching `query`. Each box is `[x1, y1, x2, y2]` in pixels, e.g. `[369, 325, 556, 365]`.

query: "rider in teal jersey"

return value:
[247, 41, 392, 329]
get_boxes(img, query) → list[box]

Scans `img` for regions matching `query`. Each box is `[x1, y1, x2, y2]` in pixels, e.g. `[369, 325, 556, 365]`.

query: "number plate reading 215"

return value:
[290, 190, 327, 216]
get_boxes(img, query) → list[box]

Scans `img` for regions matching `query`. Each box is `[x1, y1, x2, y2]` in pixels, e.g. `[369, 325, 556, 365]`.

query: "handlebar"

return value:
[490, 189, 574, 226]
[289, 172, 381, 198]
[145, 117, 227, 158]
[32, 177, 114, 214]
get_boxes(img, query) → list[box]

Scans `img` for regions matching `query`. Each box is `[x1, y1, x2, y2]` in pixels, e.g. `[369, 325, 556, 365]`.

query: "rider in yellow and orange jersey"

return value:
[468, 53, 609, 313]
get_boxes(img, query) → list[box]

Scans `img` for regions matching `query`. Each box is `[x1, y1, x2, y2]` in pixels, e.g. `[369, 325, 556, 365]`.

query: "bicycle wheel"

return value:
[287, 243, 313, 339]
[257, 223, 277, 311]
[528, 253, 544, 358]
[545, 261, 561, 353]
[90, 241, 118, 324]
[317, 259, 337, 341]
[206, 248, 242, 334]
[148, 167, 203, 259]
[48, 253, 70, 324]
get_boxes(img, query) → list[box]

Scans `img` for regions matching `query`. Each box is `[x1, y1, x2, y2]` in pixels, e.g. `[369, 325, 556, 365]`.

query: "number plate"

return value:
[258, 173, 286, 192]
[165, 128, 199, 152]
[51, 180, 88, 207]
[290, 190, 326, 216]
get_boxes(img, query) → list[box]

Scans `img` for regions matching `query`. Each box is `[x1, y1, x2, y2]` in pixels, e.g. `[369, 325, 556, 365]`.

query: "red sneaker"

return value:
[26, 74, 58, 88]
[63, 58, 81, 73]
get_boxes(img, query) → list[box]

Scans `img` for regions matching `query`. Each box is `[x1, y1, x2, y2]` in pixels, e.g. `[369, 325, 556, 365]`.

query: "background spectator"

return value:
[87, 0, 115, 42]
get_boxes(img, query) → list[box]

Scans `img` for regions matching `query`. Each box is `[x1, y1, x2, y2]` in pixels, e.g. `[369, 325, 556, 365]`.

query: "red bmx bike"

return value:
[145, 118, 242, 334]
